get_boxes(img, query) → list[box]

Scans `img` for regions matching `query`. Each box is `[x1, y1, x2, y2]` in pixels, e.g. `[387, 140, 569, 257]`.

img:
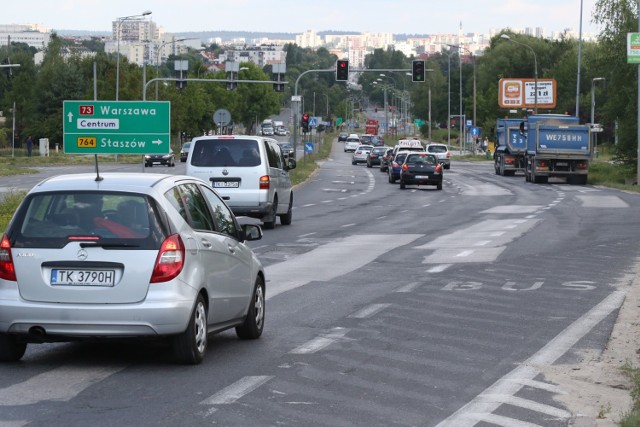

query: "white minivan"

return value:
[186, 135, 296, 229]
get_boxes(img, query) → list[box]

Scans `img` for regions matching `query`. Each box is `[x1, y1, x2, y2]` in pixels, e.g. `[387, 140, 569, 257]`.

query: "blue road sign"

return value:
[304, 142, 314, 153]
[471, 127, 479, 137]
[308, 117, 317, 127]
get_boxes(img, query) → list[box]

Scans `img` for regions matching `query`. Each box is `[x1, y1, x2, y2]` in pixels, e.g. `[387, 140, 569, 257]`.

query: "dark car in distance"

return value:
[366, 146, 391, 168]
[338, 132, 349, 142]
[379, 148, 394, 173]
[399, 152, 443, 190]
[179, 142, 191, 162]
[145, 151, 175, 167]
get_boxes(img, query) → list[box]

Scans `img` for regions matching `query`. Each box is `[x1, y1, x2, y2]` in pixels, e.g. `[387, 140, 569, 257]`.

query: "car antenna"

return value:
[93, 154, 103, 181]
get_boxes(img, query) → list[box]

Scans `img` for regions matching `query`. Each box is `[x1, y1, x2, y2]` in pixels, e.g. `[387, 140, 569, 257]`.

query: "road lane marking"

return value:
[436, 290, 626, 426]
[0, 365, 125, 406]
[395, 282, 421, 293]
[462, 413, 542, 427]
[349, 303, 391, 319]
[200, 376, 273, 405]
[290, 328, 349, 354]
[482, 394, 571, 418]
[506, 378, 565, 394]
[427, 264, 451, 273]
[265, 234, 422, 300]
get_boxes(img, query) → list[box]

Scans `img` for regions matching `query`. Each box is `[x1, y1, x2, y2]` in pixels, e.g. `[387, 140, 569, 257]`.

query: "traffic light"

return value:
[336, 60, 349, 81]
[273, 73, 285, 92]
[412, 60, 425, 82]
[301, 113, 310, 133]
[175, 70, 187, 89]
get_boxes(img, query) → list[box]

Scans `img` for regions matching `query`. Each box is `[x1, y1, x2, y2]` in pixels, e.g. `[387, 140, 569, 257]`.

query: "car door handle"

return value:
[227, 245, 236, 254]
[201, 240, 212, 248]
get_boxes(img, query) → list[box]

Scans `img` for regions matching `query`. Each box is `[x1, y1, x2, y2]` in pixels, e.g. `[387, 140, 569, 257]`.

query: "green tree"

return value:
[590, 0, 637, 166]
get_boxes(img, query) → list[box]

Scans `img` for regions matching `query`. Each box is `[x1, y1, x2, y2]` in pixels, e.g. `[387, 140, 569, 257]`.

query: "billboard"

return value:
[498, 78, 557, 109]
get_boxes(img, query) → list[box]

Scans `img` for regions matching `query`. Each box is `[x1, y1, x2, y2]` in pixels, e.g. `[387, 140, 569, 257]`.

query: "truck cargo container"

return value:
[524, 114, 591, 185]
[494, 118, 527, 176]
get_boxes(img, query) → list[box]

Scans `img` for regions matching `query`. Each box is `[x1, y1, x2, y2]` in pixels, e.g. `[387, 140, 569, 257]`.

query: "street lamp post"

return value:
[500, 34, 538, 114]
[155, 37, 195, 100]
[115, 10, 152, 101]
[591, 77, 605, 156]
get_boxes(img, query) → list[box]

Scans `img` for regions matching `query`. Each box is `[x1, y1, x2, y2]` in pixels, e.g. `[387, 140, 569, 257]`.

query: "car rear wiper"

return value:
[79, 242, 141, 248]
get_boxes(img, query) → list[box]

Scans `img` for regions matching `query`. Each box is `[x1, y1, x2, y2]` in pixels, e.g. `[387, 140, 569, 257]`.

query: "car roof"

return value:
[30, 173, 201, 195]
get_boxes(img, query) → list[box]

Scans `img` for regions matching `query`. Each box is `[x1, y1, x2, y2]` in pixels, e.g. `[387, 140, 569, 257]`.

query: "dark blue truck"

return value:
[524, 114, 591, 185]
[494, 118, 527, 176]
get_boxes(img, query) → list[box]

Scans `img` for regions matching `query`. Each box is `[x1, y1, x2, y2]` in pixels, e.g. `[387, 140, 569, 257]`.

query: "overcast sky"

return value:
[4, 0, 600, 36]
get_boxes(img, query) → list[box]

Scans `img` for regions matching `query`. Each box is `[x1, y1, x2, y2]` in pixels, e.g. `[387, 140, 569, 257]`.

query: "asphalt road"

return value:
[0, 141, 638, 426]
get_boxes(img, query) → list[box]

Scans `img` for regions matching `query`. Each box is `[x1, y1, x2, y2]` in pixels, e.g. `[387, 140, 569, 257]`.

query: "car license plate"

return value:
[51, 269, 115, 287]
[556, 162, 568, 166]
[214, 181, 239, 188]
[416, 175, 430, 179]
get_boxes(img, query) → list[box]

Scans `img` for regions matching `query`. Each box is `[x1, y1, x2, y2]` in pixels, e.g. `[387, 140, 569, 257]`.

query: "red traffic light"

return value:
[303, 113, 309, 120]
[336, 60, 349, 81]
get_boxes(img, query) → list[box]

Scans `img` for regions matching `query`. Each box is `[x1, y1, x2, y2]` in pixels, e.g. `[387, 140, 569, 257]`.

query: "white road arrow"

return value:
[152, 139, 163, 145]
[67, 112, 73, 122]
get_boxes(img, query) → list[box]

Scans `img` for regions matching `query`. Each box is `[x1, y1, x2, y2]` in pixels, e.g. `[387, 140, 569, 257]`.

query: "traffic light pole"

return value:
[293, 68, 412, 153]
[142, 77, 284, 100]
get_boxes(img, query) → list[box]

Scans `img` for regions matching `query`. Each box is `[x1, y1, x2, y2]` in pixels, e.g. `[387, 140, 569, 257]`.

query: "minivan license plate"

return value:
[214, 181, 239, 188]
[51, 269, 115, 286]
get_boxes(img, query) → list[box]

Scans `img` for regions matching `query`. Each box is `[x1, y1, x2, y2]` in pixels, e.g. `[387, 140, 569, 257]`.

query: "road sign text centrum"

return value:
[63, 101, 171, 154]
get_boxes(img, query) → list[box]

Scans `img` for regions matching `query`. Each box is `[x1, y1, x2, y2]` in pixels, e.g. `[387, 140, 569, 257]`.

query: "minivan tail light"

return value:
[150, 234, 185, 283]
[259, 175, 270, 190]
[0, 234, 16, 281]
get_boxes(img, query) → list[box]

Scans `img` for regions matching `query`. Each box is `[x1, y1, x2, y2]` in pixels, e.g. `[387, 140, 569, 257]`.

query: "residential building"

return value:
[0, 24, 50, 49]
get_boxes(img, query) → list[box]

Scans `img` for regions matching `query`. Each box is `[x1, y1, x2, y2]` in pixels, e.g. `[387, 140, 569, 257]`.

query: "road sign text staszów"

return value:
[63, 101, 171, 155]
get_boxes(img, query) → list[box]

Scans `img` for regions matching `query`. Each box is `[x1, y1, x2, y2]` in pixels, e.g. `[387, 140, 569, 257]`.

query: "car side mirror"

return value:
[241, 224, 263, 242]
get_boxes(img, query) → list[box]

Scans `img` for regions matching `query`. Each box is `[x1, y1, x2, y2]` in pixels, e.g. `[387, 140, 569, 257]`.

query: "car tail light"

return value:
[370, 154, 378, 159]
[0, 234, 16, 281]
[392, 162, 399, 168]
[435, 164, 443, 173]
[402, 164, 409, 171]
[446, 151, 451, 158]
[576, 161, 588, 170]
[259, 175, 270, 190]
[150, 234, 185, 283]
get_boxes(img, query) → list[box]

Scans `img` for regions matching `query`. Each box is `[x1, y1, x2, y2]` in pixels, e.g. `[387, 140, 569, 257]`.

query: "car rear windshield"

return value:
[428, 145, 448, 153]
[190, 139, 261, 167]
[9, 192, 167, 249]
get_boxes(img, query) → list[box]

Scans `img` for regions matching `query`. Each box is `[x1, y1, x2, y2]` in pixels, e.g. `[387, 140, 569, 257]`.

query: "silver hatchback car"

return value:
[0, 173, 265, 364]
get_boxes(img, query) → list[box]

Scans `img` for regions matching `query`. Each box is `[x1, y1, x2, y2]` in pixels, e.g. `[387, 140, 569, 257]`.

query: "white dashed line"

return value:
[290, 328, 349, 354]
[349, 303, 391, 319]
[200, 376, 273, 405]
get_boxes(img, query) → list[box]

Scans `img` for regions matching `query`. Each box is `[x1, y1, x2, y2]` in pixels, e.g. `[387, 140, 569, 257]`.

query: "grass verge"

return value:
[619, 362, 640, 425]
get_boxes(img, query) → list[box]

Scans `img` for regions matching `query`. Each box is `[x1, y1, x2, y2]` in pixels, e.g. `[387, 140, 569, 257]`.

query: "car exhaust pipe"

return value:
[28, 326, 47, 342]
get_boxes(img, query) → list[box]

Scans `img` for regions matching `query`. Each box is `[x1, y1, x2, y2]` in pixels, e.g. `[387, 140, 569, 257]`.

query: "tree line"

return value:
[0, 0, 637, 170]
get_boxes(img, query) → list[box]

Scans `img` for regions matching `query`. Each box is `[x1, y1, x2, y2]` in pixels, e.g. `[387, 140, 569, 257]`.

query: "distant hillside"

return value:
[56, 29, 426, 42]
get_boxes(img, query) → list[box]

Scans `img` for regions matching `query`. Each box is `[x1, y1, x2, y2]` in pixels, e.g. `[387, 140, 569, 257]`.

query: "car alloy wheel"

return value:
[173, 294, 207, 364]
[236, 277, 265, 339]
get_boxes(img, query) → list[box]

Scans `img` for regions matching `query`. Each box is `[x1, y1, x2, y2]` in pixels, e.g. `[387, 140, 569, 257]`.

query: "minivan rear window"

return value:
[9, 192, 166, 249]
[190, 139, 261, 167]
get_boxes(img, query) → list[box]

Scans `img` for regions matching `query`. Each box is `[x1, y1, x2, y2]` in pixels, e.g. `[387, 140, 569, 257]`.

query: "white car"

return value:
[352, 145, 374, 165]
[344, 136, 361, 152]
[425, 143, 452, 169]
[186, 135, 297, 229]
[0, 173, 265, 364]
